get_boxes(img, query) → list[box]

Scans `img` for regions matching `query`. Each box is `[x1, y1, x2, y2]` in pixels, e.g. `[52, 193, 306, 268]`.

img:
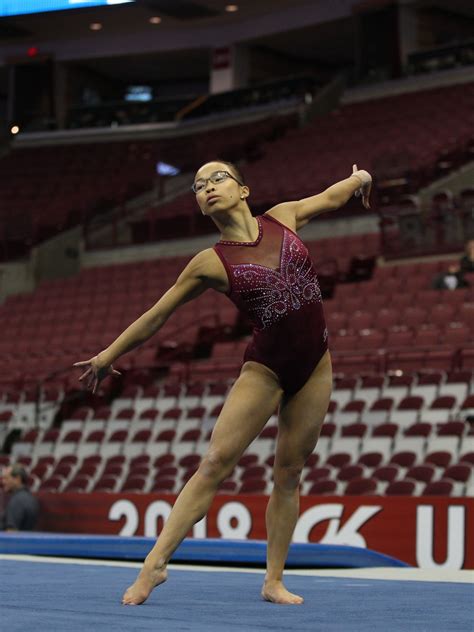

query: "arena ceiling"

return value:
[0, 0, 472, 84]
[0, 1, 357, 83]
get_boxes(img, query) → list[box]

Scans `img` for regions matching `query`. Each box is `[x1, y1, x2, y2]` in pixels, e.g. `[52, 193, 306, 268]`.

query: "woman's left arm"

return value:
[267, 164, 372, 231]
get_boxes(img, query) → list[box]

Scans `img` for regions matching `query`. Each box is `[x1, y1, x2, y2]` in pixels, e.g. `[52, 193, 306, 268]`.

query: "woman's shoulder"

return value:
[264, 204, 299, 234]
[189, 247, 224, 271]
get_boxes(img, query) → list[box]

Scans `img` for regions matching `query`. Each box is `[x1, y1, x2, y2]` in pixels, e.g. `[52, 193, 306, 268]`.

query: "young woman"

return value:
[74, 160, 372, 605]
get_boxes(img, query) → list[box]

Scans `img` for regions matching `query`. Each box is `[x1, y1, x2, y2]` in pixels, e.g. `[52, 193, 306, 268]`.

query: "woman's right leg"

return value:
[122, 361, 282, 605]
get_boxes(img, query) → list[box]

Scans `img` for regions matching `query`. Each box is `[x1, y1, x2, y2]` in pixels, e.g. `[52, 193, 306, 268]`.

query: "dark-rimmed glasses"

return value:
[192, 170, 243, 194]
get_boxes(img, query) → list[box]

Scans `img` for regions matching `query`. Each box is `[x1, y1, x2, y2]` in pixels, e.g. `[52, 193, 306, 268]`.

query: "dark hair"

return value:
[197, 159, 245, 185]
[10, 464, 28, 486]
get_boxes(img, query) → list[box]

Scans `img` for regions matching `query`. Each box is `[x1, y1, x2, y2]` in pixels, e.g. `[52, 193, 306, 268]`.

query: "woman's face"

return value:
[193, 162, 247, 215]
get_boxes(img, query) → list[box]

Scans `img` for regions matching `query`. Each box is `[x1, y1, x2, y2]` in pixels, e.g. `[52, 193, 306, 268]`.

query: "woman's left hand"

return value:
[351, 164, 372, 210]
[73, 353, 121, 394]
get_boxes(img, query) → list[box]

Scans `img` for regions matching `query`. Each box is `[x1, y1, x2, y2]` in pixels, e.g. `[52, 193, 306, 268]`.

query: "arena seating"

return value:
[0, 115, 293, 260]
[3, 237, 472, 390]
[2, 82, 472, 259]
[0, 234, 473, 497]
[246, 82, 474, 204]
[3, 368, 473, 497]
[128, 81, 474, 245]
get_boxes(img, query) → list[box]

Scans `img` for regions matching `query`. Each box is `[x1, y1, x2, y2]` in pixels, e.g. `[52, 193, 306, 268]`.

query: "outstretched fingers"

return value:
[78, 366, 92, 382]
[73, 360, 91, 368]
[73, 357, 122, 393]
[362, 181, 372, 209]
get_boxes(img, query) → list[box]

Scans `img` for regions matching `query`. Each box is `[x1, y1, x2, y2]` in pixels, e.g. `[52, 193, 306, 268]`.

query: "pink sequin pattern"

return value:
[230, 229, 322, 330]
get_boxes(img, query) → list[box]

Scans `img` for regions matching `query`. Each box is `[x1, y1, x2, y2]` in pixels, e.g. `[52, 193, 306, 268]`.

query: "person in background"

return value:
[459, 239, 474, 274]
[432, 263, 469, 290]
[0, 464, 39, 531]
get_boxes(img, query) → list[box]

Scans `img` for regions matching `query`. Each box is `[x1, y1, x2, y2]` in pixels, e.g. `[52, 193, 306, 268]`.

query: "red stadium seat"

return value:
[422, 480, 454, 496]
[64, 477, 91, 492]
[404, 422, 432, 437]
[344, 477, 379, 495]
[424, 451, 453, 469]
[121, 476, 148, 493]
[39, 476, 63, 492]
[372, 465, 401, 484]
[307, 480, 338, 495]
[150, 478, 175, 493]
[371, 423, 399, 438]
[304, 466, 334, 483]
[405, 465, 436, 484]
[240, 465, 267, 481]
[443, 464, 472, 483]
[93, 476, 119, 492]
[217, 480, 238, 494]
[385, 480, 417, 496]
[326, 453, 352, 468]
[337, 464, 366, 482]
[239, 479, 267, 494]
[437, 421, 466, 436]
[237, 454, 260, 468]
[154, 454, 176, 469]
[341, 423, 368, 438]
[389, 451, 418, 468]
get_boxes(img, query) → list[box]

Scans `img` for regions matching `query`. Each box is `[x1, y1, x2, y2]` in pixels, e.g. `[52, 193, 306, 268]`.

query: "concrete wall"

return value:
[0, 260, 34, 303]
[419, 162, 474, 206]
[31, 226, 82, 282]
[82, 214, 379, 269]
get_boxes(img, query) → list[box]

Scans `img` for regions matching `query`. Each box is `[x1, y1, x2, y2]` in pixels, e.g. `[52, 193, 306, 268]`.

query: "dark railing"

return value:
[66, 74, 322, 130]
[379, 196, 474, 260]
[66, 96, 193, 130]
[407, 40, 474, 76]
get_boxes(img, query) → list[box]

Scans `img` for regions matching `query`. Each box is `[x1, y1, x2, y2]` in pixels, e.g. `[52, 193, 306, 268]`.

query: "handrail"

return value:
[175, 94, 209, 122]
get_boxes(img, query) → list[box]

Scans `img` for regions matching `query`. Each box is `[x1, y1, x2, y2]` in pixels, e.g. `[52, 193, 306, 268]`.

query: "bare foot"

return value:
[261, 579, 304, 605]
[122, 564, 168, 605]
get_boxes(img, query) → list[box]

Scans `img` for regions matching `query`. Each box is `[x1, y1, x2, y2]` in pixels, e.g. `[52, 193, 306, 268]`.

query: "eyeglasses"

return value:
[192, 170, 243, 194]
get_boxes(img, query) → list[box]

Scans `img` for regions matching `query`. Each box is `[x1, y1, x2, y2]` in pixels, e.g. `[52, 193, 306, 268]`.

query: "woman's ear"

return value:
[240, 186, 250, 200]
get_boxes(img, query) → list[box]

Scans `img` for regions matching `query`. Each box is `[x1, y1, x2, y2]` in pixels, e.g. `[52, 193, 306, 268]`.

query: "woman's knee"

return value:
[198, 449, 235, 483]
[273, 462, 304, 492]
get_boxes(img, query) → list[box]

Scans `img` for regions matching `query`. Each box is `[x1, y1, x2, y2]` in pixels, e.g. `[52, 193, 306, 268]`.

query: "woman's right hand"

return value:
[73, 353, 121, 394]
[351, 164, 372, 209]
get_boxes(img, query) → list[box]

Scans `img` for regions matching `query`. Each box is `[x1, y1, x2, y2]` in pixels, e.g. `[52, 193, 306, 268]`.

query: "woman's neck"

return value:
[214, 209, 258, 242]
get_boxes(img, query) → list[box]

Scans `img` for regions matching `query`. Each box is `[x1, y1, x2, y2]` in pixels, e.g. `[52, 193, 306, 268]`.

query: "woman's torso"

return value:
[213, 213, 326, 333]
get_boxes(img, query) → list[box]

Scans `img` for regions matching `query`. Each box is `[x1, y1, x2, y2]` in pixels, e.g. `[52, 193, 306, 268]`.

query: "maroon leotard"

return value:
[213, 214, 328, 395]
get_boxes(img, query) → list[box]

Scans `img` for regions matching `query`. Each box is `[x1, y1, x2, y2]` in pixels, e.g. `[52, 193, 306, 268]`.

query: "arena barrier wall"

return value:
[34, 493, 473, 569]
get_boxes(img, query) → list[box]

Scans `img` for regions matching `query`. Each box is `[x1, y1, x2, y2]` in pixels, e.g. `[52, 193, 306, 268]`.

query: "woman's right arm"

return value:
[74, 249, 218, 392]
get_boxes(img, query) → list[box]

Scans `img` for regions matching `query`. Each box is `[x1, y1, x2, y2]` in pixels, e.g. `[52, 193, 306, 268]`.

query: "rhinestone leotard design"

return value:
[214, 214, 328, 395]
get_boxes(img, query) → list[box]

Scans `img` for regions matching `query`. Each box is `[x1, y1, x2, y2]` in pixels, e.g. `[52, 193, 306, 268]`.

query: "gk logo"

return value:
[293, 504, 382, 546]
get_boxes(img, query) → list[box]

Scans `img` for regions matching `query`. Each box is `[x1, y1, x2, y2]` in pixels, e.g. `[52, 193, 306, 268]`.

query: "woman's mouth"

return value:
[207, 196, 220, 205]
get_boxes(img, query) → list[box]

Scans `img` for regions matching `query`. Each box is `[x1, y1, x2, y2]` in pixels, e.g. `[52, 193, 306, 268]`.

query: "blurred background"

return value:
[0, 0, 473, 549]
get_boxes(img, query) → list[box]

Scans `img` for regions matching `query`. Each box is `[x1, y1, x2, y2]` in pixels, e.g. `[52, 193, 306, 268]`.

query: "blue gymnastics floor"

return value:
[1, 558, 472, 632]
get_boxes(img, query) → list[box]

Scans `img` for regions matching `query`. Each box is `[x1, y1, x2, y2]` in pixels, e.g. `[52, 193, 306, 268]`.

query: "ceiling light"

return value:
[225, 4, 239, 12]
[89, 22, 103, 31]
[149, 16, 162, 24]
[11, 125, 19, 135]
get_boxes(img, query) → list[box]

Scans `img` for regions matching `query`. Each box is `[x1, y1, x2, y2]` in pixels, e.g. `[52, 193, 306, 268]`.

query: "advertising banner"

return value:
[37, 493, 474, 569]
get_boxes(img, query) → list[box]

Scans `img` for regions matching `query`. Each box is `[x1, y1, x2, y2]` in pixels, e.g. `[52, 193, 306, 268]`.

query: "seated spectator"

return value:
[459, 239, 474, 274]
[432, 263, 469, 290]
[0, 464, 39, 531]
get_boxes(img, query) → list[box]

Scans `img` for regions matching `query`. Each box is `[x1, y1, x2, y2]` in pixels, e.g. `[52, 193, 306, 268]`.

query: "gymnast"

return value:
[74, 160, 372, 605]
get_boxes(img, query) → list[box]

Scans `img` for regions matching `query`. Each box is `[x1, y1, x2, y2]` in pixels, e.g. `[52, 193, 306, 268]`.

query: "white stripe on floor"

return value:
[1, 554, 473, 584]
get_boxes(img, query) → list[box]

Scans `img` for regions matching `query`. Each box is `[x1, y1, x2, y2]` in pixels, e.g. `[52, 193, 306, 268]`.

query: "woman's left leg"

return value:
[262, 350, 332, 604]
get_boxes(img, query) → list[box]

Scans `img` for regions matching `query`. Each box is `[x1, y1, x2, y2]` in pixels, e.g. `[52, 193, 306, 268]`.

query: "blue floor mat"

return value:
[1, 560, 472, 632]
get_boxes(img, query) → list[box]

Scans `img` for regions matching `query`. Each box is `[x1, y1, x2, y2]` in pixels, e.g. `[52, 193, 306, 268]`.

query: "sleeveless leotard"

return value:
[213, 214, 328, 395]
